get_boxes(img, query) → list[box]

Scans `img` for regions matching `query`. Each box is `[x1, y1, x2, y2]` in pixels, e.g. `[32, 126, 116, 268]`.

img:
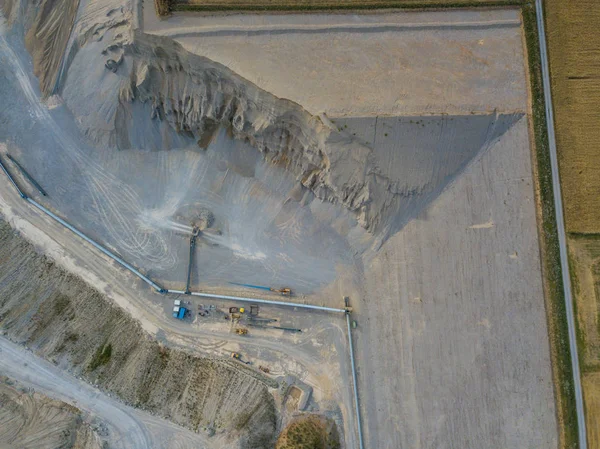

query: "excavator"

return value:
[272, 287, 292, 296]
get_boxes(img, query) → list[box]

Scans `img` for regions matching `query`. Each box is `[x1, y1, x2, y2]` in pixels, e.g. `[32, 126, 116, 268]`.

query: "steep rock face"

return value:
[61, 24, 382, 232]
[24, 0, 80, 96]
[124, 31, 378, 228]
[1, 0, 80, 96]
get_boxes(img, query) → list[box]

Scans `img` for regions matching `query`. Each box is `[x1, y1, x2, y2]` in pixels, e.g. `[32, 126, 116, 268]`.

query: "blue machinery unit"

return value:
[229, 282, 271, 292]
[173, 307, 187, 320]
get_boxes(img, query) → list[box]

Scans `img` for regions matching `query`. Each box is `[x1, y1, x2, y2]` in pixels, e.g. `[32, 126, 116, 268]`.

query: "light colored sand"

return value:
[355, 116, 558, 448]
[142, 6, 527, 116]
[0, 4, 557, 448]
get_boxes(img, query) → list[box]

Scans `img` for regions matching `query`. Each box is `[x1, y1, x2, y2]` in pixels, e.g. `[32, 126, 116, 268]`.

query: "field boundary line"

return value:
[154, 18, 520, 38]
[535, 0, 587, 447]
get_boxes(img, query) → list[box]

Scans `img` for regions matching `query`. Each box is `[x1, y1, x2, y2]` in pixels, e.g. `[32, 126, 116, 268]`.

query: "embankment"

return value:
[0, 377, 103, 449]
[0, 220, 276, 448]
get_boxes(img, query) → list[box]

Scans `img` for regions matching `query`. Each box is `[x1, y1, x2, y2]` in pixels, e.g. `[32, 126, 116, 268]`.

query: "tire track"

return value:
[0, 336, 215, 449]
[0, 32, 178, 269]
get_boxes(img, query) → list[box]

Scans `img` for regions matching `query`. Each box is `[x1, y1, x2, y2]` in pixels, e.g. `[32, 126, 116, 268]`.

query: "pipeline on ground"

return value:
[346, 311, 365, 449]
[6, 154, 48, 196]
[167, 289, 346, 313]
[0, 159, 165, 293]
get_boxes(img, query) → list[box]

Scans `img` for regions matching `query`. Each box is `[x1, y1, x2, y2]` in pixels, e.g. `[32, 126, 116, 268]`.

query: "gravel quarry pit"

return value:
[0, 1, 559, 449]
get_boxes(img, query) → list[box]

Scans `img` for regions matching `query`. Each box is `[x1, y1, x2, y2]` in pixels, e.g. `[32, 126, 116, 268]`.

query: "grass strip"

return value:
[522, 2, 579, 448]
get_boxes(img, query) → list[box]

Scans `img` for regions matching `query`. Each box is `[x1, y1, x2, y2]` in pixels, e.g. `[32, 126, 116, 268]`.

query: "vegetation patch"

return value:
[276, 415, 340, 449]
[521, 3, 579, 448]
[89, 342, 113, 371]
[53, 295, 72, 315]
[155, 0, 171, 16]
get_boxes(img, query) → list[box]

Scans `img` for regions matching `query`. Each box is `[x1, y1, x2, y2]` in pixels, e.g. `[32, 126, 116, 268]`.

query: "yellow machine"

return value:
[231, 352, 241, 359]
[271, 287, 292, 296]
[235, 328, 248, 335]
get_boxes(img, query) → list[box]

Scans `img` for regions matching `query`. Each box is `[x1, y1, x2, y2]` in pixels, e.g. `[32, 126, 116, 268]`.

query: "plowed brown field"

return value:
[545, 1, 600, 448]
[546, 0, 600, 234]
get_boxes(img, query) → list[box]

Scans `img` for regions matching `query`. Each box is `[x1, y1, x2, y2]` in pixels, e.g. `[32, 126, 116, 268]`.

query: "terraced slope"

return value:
[0, 220, 276, 448]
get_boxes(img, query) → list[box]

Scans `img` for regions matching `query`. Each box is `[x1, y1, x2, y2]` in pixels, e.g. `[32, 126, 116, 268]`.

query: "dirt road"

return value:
[0, 336, 217, 449]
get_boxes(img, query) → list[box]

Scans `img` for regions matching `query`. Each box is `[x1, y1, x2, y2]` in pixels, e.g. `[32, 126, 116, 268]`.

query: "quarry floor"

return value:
[0, 5, 559, 449]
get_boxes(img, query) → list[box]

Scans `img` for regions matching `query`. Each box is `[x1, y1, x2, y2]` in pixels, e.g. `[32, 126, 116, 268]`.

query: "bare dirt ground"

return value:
[0, 378, 102, 449]
[0, 2, 559, 449]
[356, 115, 557, 448]
[143, 7, 527, 117]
